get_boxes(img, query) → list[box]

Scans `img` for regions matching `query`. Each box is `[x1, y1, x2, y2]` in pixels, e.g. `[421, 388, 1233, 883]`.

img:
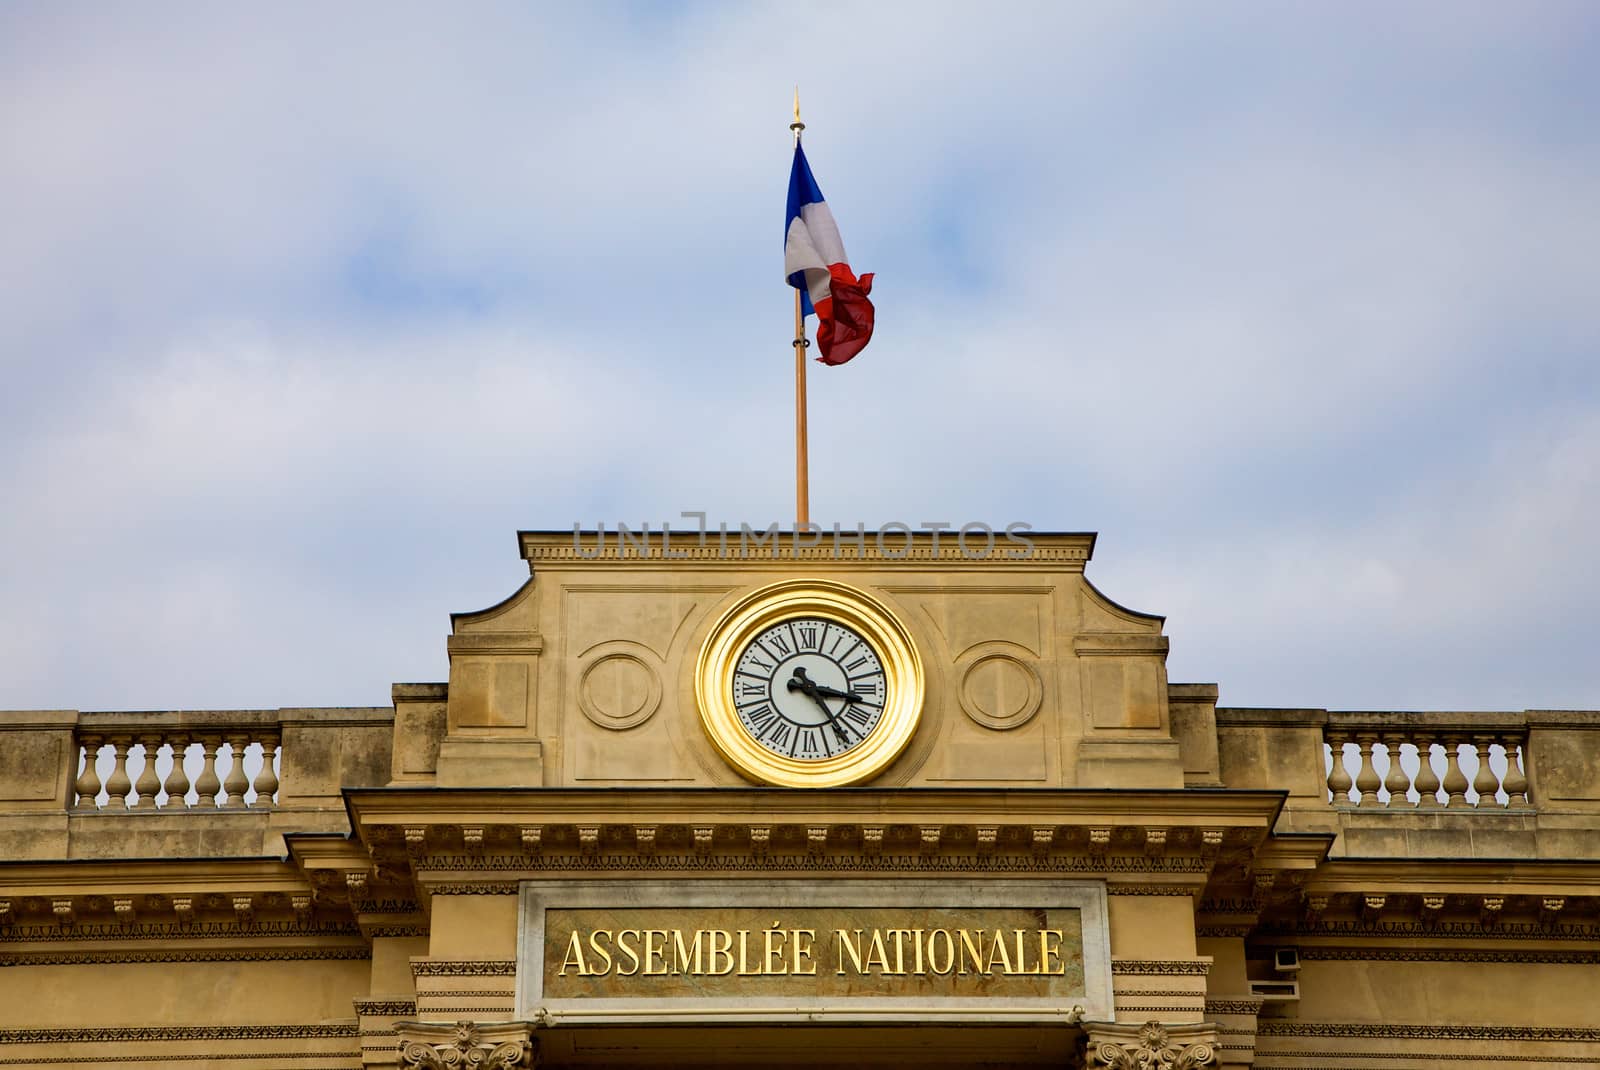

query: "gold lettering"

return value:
[957, 928, 985, 975]
[673, 929, 704, 975]
[986, 929, 1014, 974]
[707, 929, 734, 975]
[887, 929, 911, 974]
[864, 929, 894, 974]
[559, 929, 590, 976]
[910, 928, 926, 975]
[792, 929, 817, 975]
[1040, 928, 1065, 975]
[737, 929, 762, 975]
[763, 923, 789, 975]
[1014, 928, 1030, 974]
[644, 929, 668, 975]
[835, 929, 866, 975]
[587, 929, 613, 976]
[615, 928, 641, 976]
[927, 928, 955, 974]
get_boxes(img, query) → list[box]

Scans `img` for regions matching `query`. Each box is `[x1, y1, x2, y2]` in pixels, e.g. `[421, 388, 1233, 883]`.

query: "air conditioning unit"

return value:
[1249, 979, 1300, 1002]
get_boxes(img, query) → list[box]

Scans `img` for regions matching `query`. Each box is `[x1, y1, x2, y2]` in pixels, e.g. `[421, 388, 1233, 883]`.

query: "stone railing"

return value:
[1322, 713, 1529, 810]
[71, 711, 284, 810]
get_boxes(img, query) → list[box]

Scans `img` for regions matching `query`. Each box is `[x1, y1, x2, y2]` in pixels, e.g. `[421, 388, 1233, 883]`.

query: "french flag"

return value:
[785, 143, 875, 366]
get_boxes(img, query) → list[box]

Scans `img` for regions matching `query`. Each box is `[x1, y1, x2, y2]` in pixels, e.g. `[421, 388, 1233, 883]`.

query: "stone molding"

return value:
[1256, 1022, 1600, 1042]
[1081, 1020, 1218, 1069]
[0, 1024, 358, 1044]
[1111, 959, 1212, 976]
[354, 1000, 418, 1016]
[1203, 998, 1265, 1015]
[1294, 946, 1600, 964]
[521, 529, 1094, 569]
[412, 960, 517, 977]
[0, 945, 370, 967]
[397, 1020, 535, 1069]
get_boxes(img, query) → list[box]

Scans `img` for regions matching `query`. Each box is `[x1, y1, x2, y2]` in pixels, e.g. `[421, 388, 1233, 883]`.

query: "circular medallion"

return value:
[696, 579, 924, 787]
[958, 652, 1042, 730]
[578, 651, 661, 730]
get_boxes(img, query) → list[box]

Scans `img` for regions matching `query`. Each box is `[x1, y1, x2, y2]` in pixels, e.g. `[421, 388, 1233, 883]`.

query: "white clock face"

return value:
[731, 616, 888, 760]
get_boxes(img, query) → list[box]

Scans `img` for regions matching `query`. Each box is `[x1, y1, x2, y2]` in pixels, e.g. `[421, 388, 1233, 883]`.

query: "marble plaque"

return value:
[517, 879, 1112, 1025]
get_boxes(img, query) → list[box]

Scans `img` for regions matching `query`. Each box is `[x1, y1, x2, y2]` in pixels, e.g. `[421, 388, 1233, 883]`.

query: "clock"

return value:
[696, 579, 924, 787]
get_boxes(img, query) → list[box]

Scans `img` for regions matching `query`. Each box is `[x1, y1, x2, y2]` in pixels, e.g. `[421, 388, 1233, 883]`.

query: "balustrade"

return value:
[71, 726, 281, 811]
[1323, 721, 1529, 809]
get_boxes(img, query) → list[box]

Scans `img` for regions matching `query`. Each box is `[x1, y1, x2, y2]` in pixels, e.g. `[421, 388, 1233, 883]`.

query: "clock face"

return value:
[732, 617, 888, 760]
[695, 579, 924, 788]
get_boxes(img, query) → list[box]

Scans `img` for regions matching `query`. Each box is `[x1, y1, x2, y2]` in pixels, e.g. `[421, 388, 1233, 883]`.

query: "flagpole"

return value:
[791, 90, 810, 528]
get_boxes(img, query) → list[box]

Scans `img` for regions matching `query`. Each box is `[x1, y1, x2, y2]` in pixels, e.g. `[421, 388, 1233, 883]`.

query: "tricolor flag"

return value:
[785, 143, 875, 366]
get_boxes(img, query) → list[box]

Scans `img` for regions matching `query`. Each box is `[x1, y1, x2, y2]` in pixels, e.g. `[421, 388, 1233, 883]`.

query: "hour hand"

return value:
[813, 683, 863, 703]
[786, 667, 819, 696]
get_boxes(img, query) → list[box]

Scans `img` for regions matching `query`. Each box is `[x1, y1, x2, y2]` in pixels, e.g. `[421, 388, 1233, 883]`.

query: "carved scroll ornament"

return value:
[398, 1020, 535, 1069]
[1083, 1020, 1217, 1069]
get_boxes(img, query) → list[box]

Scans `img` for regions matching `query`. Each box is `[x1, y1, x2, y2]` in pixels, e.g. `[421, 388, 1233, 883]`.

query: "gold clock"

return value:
[695, 579, 924, 788]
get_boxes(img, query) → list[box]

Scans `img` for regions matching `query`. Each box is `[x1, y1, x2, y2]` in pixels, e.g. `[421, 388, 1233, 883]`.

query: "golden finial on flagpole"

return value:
[791, 86, 805, 142]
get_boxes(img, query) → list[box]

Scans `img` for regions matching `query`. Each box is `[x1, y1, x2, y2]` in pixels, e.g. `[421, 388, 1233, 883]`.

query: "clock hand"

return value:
[784, 668, 859, 737]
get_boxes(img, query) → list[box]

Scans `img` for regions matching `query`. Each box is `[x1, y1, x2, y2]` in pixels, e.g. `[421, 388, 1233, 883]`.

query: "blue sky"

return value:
[2, 2, 1597, 712]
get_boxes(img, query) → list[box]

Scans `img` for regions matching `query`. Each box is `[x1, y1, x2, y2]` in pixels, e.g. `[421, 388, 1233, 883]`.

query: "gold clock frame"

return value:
[695, 578, 925, 788]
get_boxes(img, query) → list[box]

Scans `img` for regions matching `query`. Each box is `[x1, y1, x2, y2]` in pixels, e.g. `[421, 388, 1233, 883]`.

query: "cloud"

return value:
[1, 3, 1597, 711]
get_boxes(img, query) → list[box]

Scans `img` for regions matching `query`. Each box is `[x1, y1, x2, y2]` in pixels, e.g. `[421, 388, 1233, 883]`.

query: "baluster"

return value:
[132, 736, 163, 809]
[162, 736, 191, 809]
[1382, 734, 1411, 806]
[1472, 735, 1502, 807]
[1441, 734, 1470, 808]
[193, 737, 222, 808]
[1502, 736, 1529, 806]
[1413, 733, 1442, 808]
[73, 735, 104, 810]
[1326, 732, 1353, 804]
[1354, 734, 1381, 806]
[252, 734, 279, 808]
[222, 734, 250, 808]
[104, 736, 133, 810]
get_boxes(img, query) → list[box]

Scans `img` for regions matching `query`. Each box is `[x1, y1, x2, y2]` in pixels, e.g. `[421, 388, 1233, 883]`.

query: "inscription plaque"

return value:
[517, 879, 1113, 1025]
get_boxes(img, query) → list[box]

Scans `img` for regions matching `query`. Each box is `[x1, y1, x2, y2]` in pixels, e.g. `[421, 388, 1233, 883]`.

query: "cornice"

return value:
[0, 857, 311, 898]
[0, 1024, 358, 1044]
[0, 945, 370, 966]
[520, 529, 1096, 571]
[344, 787, 1288, 829]
[1306, 858, 1600, 897]
[1256, 1021, 1600, 1042]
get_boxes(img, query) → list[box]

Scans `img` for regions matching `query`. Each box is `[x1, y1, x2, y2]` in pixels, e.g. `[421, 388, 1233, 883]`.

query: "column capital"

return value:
[1081, 1019, 1218, 1069]
[397, 1020, 537, 1069]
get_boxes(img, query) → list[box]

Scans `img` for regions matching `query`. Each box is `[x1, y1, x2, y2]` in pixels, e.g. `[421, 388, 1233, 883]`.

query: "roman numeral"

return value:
[828, 719, 856, 747]
[767, 633, 792, 656]
[852, 680, 879, 696]
[738, 681, 766, 699]
[798, 625, 819, 650]
[764, 721, 792, 749]
[844, 655, 871, 672]
[744, 704, 779, 735]
[843, 705, 874, 728]
[746, 654, 773, 673]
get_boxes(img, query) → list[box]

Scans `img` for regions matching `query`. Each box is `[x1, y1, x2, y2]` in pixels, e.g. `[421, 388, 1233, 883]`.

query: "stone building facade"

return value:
[1, 530, 1596, 1068]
